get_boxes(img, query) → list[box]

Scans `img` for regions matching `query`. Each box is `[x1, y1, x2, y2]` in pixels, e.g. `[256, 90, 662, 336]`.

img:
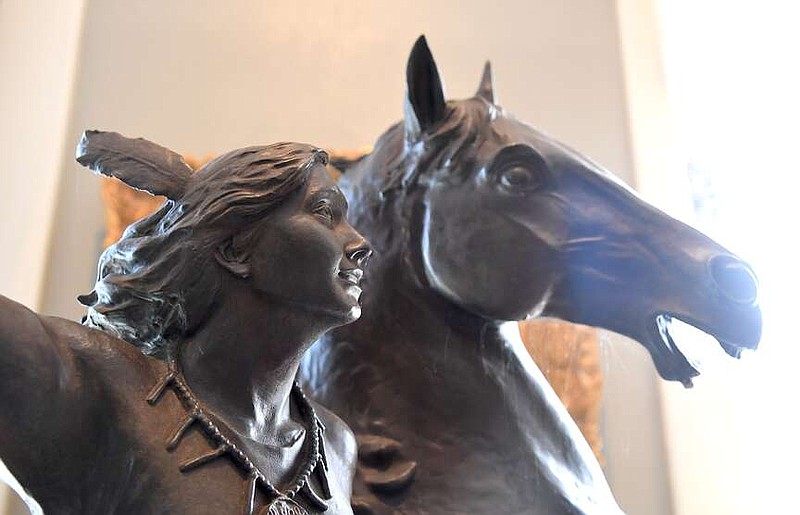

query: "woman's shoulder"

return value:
[311, 400, 357, 469]
[310, 399, 358, 501]
[41, 313, 145, 360]
[0, 297, 166, 499]
[0, 294, 158, 393]
[36, 313, 153, 370]
[41, 314, 166, 393]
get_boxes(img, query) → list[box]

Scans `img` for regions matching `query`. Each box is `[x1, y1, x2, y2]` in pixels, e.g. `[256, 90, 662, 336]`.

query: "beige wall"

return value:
[645, 2, 800, 514]
[0, 1, 87, 513]
[0, 0, 87, 309]
[3, 1, 673, 513]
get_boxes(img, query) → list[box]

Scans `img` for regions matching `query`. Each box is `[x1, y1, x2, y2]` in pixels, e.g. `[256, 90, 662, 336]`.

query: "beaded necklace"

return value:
[146, 359, 331, 514]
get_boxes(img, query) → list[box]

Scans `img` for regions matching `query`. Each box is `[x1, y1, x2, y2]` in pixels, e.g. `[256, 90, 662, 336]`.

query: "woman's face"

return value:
[244, 164, 372, 325]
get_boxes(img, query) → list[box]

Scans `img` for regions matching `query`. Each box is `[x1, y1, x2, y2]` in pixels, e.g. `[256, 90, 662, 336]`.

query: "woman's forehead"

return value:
[306, 166, 346, 201]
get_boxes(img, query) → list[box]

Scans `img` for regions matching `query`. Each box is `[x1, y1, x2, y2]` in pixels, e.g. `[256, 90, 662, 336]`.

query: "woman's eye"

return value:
[313, 202, 335, 223]
[498, 166, 538, 192]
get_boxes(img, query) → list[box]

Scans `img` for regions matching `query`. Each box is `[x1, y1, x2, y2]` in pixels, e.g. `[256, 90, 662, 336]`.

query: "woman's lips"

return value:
[338, 268, 363, 286]
[338, 268, 364, 300]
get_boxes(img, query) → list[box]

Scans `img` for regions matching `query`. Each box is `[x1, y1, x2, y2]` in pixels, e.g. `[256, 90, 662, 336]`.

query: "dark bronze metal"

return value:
[0, 134, 372, 513]
[301, 36, 763, 514]
[148, 358, 329, 513]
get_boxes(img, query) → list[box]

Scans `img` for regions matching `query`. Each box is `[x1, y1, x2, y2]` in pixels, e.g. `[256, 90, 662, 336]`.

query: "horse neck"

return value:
[337, 180, 592, 439]
[341, 247, 547, 413]
[337, 251, 603, 476]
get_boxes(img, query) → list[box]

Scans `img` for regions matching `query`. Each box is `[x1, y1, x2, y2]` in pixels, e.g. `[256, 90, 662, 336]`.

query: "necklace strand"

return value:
[146, 360, 331, 513]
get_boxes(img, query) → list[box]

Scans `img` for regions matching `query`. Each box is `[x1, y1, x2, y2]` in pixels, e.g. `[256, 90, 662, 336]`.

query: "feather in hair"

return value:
[76, 130, 191, 199]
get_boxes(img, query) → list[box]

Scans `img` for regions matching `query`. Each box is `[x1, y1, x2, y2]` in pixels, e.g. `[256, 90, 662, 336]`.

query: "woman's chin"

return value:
[316, 303, 361, 329]
[345, 304, 362, 322]
[314, 293, 363, 328]
[334, 284, 364, 323]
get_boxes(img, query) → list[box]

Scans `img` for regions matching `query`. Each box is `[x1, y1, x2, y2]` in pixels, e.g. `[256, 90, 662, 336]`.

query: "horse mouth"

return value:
[651, 314, 752, 388]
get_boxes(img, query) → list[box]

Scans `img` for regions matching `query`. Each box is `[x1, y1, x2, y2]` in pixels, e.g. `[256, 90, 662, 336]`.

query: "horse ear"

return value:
[404, 35, 447, 139]
[475, 61, 495, 104]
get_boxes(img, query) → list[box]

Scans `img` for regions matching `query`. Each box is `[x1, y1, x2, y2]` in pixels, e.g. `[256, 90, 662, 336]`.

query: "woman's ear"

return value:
[214, 234, 252, 278]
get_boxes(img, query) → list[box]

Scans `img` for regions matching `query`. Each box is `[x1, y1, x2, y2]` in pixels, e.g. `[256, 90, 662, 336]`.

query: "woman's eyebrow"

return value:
[309, 188, 349, 211]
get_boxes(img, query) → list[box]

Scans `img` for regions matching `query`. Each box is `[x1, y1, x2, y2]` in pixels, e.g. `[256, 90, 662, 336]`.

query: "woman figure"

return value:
[0, 132, 372, 514]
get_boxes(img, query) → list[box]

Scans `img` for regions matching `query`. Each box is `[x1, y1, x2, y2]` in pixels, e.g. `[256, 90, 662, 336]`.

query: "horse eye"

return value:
[498, 166, 538, 191]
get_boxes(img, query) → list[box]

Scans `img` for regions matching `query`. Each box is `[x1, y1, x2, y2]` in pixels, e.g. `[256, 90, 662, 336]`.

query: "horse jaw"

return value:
[431, 119, 764, 388]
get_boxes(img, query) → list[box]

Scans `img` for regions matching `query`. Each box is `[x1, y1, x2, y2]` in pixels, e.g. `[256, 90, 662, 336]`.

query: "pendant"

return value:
[259, 496, 309, 515]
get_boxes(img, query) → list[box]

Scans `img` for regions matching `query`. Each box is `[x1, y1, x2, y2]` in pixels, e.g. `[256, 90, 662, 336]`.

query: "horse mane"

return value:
[380, 97, 498, 195]
[342, 96, 500, 270]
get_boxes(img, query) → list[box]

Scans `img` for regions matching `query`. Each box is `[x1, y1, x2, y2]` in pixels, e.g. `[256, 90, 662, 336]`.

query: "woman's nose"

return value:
[345, 232, 373, 267]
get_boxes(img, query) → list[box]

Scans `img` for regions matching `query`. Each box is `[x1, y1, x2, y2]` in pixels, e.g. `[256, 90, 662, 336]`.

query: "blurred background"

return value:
[1, 1, 797, 513]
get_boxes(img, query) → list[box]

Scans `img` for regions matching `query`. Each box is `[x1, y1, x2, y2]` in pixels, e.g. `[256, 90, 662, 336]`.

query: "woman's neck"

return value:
[177, 291, 326, 446]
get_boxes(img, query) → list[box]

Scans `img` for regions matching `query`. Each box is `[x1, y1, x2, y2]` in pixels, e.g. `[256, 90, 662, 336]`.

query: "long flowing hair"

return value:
[80, 142, 328, 358]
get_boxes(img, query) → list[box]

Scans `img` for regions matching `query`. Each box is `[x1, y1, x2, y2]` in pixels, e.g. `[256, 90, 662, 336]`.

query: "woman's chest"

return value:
[137, 386, 353, 514]
[45, 384, 351, 514]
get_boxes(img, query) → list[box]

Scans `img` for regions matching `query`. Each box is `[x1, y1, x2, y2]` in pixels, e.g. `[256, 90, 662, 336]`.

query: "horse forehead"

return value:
[480, 116, 627, 185]
[478, 117, 570, 162]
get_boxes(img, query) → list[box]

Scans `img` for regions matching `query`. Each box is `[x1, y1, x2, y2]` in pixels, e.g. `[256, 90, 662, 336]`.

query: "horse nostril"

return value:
[708, 255, 759, 305]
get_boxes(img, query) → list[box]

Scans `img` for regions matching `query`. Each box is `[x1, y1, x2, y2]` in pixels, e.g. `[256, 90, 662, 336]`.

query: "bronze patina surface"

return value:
[0, 134, 371, 514]
[300, 37, 762, 514]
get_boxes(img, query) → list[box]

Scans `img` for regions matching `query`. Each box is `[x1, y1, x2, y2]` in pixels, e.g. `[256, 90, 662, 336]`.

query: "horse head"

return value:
[306, 36, 763, 513]
[343, 36, 761, 388]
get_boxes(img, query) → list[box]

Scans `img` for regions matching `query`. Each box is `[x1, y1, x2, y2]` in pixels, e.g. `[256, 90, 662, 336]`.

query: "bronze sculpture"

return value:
[300, 37, 763, 514]
[0, 133, 372, 514]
